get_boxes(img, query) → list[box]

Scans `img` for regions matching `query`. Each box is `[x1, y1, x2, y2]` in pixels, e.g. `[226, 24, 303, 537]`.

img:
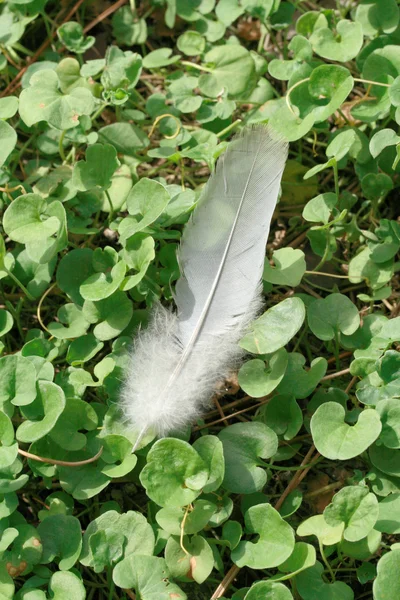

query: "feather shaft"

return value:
[122, 125, 289, 445]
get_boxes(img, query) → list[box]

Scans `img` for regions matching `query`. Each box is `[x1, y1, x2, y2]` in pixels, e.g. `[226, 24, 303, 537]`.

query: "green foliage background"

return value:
[0, 0, 400, 598]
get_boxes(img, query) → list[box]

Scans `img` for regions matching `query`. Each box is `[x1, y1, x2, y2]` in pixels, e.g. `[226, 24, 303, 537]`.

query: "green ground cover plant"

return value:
[0, 0, 400, 598]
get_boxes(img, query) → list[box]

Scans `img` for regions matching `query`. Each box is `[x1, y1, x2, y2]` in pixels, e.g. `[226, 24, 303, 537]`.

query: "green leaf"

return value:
[67, 334, 104, 366]
[57, 21, 95, 54]
[165, 535, 214, 583]
[16, 381, 65, 443]
[140, 438, 209, 507]
[355, 0, 399, 36]
[369, 129, 400, 159]
[369, 443, 400, 477]
[0, 354, 37, 410]
[57, 248, 96, 306]
[19, 70, 95, 130]
[302, 193, 337, 224]
[375, 493, 400, 533]
[263, 248, 306, 286]
[177, 31, 206, 56]
[199, 45, 255, 97]
[83, 290, 133, 340]
[276, 353, 327, 399]
[112, 6, 148, 45]
[80, 258, 126, 302]
[260, 394, 303, 440]
[121, 234, 155, 291]
[156, 499, 217, 535]
[373, 549, 400, 600]
[49, 397, 98, 451]
[0, 310, 13, 338]
[307, 293, 360, 341]
[3, 194, 60, 244]
[297, 514, 345, 546]
[0, 96, 18, 119]
[239, 297, 305, 354]
[143, 48, 180, 68]
[244, 581, 293, 600]
[98, 122, 149, 156]
[277, 542, 316, 578]
[340, 529, 381, 560]
[231, 503, 295, 568]
[0, 121, 17, 168]
[295, 561, 354, 600]
[119, 179, 171, 241]
[349, 247, 394, 289]
[311, 403, 382, 460]
[323, 486, 379, 542]
[80, 510, 154, 570]
[48, 571, 85, 600]
[376, 399, 400, 449]
[192, 435, 225, 493]
[113, 555, 187, 599]
[72, 144, 120, 191]
[310, 19, 363, 62]
[47, 304, 90, 339]
[37, 514, 81, 570]
[238, 348, 288, 398]
[219, 422, 278, 494]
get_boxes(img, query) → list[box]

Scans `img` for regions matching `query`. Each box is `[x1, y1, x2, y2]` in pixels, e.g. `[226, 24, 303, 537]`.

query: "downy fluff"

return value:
[121, 125, 288, 443]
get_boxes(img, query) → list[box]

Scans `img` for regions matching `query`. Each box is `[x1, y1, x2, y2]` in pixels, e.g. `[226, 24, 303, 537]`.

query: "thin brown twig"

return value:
[83, 0, 128, 33]
[18, 446, 103, 467]
[193, 397, 270, 431]
[345, 376, 358, 394]
[214, 396, 228, 427]
[274, 444, 317, 511]
[320, 367, 351, 382]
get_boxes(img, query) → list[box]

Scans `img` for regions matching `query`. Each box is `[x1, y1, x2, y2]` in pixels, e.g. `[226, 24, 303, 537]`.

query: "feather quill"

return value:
[121, 125, 288, 447]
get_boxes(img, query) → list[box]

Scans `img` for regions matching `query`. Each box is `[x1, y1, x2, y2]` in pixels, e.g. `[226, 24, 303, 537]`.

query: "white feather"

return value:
[121, 125, 288, 445]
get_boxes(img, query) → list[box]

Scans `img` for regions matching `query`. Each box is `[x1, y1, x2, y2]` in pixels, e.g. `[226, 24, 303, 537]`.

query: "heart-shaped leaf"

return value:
[311, 403, 381, 460]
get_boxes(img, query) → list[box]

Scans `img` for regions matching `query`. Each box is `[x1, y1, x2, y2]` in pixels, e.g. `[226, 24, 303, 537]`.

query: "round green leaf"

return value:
[307, 293, 360, 341]
[37, 514, 81, 570]
[231, 503, 295, 569]
[323, 486, 379, 542]
[0, 354, 37, 409]
[0, 121, 17, 168]
[16, 381, 66, 443]
[311, 403, 382, 460]
[48, 571, 85, 600]
[355, 0, 399, 36]
[238, 348, 288, 398]
[140, 438, 209, 507]
[165, 535, 214, 583]
[119, 178, 171, 241]
[72, 144, 120, 191]
[192, 435, 225, 493]
[199, 45, 255, 97]
[373, 549, 400, 600]
[260, 393, 303, 440]
[219, 422, 278, 494]
[80, 510, 154, 570]
[113, 555, 186, 599]
[263, 248, 306, 286]
[239, 297, 305, 354]
[3, 194, 60, 244]
[295, 561, 354, 600]
[177, 31, 206, 56]
[310, 19, 363, 62]
[244, 581, 293, 600]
